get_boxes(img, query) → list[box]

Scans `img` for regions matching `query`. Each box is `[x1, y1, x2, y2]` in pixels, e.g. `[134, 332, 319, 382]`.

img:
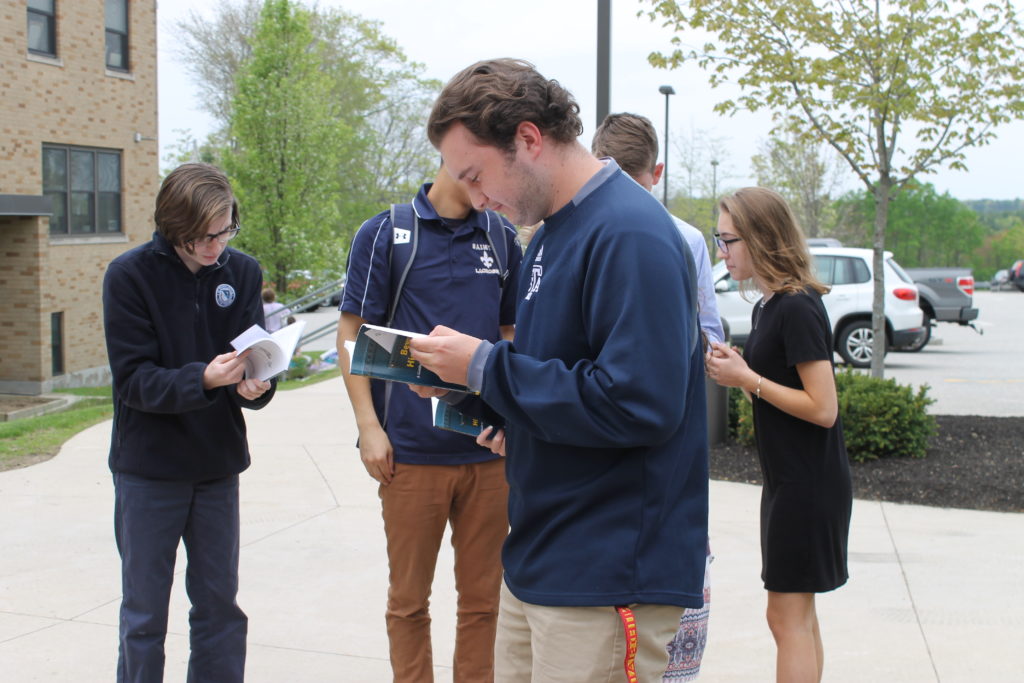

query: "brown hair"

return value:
[427, 59, 583, 155]
[154, 163, 239, 247]
[591, 113, 659, 178]
[261, 288, 276, 304]
[718, 187, 828, 296]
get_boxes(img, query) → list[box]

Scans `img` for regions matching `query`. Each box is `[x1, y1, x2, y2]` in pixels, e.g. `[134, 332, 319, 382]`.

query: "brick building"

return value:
[0, 0, 158, 394]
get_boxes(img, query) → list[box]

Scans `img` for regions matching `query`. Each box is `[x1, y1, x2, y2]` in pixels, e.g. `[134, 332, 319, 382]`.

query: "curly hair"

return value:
[154, 163, 239, 247]
[427, 59, 583, 154]
[719, 187, 828, 297]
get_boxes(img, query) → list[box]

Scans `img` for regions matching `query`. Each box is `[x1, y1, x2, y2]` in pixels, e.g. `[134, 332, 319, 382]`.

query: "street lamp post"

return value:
[711, 159, 720, 225]
[658, 85, 675, 207]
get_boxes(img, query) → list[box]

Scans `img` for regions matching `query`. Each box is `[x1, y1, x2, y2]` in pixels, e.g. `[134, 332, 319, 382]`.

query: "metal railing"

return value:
[277, 278, 345, 348]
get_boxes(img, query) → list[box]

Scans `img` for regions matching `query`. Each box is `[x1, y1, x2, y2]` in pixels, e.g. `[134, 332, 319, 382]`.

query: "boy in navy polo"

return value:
[337, 164, 521, 682]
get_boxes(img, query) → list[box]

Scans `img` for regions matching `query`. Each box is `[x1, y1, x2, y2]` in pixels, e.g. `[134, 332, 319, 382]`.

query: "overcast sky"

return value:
[156, 0, 1024, 201]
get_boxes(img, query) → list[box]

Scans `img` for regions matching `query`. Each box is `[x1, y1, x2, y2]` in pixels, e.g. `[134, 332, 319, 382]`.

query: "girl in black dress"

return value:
[706, 188, 852, 682]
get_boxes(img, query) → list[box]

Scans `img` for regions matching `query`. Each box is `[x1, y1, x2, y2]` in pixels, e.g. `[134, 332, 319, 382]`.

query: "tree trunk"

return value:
[870, 181, 891, 378]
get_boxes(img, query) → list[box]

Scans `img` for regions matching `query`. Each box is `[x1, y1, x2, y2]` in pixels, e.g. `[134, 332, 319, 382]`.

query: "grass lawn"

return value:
[0, 359, 340, 472]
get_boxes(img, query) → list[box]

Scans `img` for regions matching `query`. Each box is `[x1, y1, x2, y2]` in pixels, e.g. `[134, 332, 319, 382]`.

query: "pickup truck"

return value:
[900, 267, 980, 351]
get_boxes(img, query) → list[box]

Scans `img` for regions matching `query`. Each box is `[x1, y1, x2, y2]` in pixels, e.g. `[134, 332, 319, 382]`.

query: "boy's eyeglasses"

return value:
[713, 233, 742, 253]
[186, 226, 241, 247]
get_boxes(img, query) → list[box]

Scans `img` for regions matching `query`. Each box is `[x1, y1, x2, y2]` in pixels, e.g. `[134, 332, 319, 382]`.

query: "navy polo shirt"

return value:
[342, 183, 522, 465]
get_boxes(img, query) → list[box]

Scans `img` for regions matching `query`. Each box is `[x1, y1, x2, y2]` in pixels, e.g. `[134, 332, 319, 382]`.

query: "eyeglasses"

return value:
[713, 233, 743, 253]
[186, 226, 241, 247]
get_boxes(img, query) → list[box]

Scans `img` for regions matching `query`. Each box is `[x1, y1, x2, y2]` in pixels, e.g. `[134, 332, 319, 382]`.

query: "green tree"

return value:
[174, 0, 439, 263]
[751, 133, 845, 238]
[832, 183, 985, 267]
[973, 217, 1024, 279]
[225, 0, 349, 292]
[643, 0, 1024, 376]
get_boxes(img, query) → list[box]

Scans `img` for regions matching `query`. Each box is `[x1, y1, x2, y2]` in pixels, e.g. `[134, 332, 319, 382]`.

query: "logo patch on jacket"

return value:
[525, 245, 544, 301]
[215, 284, 236, 308]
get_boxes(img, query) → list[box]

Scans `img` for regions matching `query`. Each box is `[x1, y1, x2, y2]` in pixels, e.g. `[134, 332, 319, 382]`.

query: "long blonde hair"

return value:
[719, 187, 827, 296]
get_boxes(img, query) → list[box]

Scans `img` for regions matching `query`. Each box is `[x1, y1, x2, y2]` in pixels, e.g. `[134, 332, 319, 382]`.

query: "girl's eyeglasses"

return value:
[713, 233, 742, 253]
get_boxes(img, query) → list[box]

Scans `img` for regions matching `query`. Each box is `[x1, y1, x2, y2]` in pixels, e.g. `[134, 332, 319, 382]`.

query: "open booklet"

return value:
[344, 323, 473, 393]
[230, 319, 307, 382]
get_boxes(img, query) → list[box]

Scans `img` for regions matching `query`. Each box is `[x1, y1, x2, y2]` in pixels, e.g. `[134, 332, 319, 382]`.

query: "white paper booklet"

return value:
[230, 319, 307, 381]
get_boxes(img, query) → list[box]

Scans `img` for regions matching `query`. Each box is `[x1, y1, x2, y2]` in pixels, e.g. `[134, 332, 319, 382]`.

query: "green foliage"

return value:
[726, 370, 935, 461]
[836, 370, 935, 461]
[729, 386, 755, 446]
[831, 183, 985, 267]
[971, 217, 1024, 279]
[224, 0, 350, 293]
[174, 0, 440, 289]
[751, 133, 845, 238]
[643, 0, 1024, 377]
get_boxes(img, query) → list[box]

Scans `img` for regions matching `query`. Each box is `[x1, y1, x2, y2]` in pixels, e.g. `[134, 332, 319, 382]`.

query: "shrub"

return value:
[835, 369, 935, 461]
[729, 387, 756, 447]
[724, 369, 936, 461]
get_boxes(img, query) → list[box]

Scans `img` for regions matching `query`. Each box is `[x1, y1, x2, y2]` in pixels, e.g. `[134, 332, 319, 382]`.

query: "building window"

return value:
[105, 0, 129, 71]
[43, 145, 122, 235]
[51, 312, 65, 376]
[27, 0, 57, 56]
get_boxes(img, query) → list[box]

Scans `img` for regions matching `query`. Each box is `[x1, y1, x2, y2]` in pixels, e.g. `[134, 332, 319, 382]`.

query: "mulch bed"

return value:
[709, 415, 1024, 513]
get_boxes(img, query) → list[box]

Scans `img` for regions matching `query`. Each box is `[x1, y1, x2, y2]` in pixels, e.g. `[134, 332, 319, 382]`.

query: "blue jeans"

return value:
[114, 473, 246, 683]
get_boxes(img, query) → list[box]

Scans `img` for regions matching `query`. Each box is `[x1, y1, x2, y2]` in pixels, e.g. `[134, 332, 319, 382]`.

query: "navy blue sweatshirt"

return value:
[481, 163, 709, 609]
[102, 232, 275, 481]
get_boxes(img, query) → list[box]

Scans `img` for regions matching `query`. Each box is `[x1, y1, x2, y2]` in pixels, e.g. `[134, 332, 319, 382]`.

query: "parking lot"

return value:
[884, 290, 1022, 416]
[295, 291, 1022, 417]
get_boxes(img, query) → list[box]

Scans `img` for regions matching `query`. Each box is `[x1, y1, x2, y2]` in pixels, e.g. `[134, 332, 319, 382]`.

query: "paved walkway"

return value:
[1, 376, 1021, 681]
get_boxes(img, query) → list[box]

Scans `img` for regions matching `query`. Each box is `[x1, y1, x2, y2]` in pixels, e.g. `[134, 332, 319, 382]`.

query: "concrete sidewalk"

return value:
[1, 376, 1021, 681]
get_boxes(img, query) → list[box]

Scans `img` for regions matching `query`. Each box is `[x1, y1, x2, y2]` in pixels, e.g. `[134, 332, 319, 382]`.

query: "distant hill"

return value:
[964, 199, 1024, 214]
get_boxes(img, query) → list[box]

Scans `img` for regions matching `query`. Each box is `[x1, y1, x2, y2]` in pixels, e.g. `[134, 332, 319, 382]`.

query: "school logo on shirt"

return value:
[215, 284, 236, 308]
[525, 245, 544, 301]
[473, 242, 499, 275]
[394, 227, 411, 245]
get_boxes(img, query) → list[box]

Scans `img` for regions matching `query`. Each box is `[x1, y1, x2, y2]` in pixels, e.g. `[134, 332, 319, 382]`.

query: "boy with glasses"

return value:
[102, 162, 274, 682]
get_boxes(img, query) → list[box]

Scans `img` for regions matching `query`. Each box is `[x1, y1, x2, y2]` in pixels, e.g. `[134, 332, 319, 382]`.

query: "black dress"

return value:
[744, 289, 852, 593]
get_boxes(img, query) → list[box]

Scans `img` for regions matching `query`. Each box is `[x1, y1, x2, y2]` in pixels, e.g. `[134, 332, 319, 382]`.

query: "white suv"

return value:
[713, 247, 925, 368]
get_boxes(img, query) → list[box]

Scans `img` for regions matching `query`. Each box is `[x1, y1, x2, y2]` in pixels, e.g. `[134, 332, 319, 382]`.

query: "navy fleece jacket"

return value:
[481, 163, 709, 608]
[102, 232, 275, 481]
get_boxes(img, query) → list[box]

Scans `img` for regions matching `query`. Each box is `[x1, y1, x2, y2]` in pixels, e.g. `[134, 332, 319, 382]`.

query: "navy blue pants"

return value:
[114, 473, 246, 683]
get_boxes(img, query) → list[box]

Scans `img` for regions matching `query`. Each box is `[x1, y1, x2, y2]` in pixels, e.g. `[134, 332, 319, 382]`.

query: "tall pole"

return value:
[658, 85, 675, 207]
[596, 0, 611, 130]
[711, 159, 720, 225]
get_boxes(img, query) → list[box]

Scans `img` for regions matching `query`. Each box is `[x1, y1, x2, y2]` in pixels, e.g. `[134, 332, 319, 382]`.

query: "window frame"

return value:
[27, 0, 57, 57]
[104, 0, 129, 72]
[42, 144, 123, 237]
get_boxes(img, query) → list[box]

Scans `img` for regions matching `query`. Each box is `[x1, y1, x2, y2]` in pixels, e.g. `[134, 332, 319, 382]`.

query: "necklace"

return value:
[752, 297, 768, 330]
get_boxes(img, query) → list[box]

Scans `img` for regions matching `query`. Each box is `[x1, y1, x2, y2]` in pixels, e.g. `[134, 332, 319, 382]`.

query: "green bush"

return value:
[285, 353, 312, 380]
[729, 387, 756, 446]
[835, 369, 935, 461]
[724, 369, 935, 461]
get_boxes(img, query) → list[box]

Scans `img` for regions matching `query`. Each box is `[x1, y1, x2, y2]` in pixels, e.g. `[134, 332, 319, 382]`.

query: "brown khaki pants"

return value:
[494, 583, 683, 683]
[380, 459, 509, 682]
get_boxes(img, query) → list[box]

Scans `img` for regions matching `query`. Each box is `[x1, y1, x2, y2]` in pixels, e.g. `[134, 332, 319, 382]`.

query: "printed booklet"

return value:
[345, 324, 472, 392]
[230, 319, 307, 382]
[430, 397, 491, 437]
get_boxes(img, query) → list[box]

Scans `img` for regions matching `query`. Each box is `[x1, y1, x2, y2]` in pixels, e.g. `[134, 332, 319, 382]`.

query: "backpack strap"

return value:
[387, 203, 419, 327]
[481, 209, 510, 290]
